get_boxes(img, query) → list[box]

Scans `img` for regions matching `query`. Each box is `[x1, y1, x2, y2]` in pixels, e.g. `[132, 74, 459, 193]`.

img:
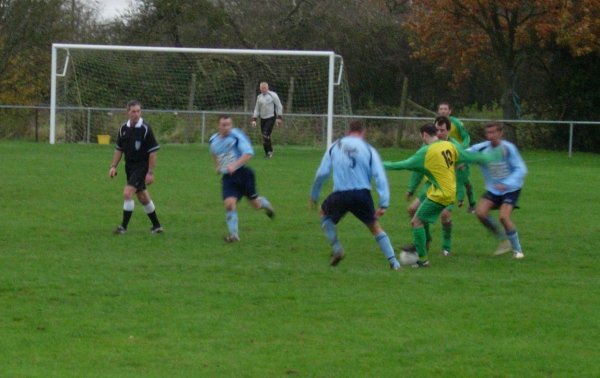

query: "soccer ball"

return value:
[399, 248, 419, 266]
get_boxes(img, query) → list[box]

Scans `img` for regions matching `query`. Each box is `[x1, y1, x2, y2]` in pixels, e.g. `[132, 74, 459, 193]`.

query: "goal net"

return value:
[50, 44, 352, 146]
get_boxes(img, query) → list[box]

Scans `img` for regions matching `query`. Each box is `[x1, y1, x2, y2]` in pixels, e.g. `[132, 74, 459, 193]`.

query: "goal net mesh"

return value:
[53, 47, 352, 145]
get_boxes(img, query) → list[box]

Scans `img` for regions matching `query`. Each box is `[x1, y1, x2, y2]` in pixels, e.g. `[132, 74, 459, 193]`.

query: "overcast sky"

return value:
[96, 0, 132, 20]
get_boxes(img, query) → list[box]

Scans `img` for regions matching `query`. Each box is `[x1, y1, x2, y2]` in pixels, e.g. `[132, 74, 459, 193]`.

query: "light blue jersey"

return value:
[209, 128, 254, 174]
[469, 140, 527, 195]
[311, 135, 390, 208]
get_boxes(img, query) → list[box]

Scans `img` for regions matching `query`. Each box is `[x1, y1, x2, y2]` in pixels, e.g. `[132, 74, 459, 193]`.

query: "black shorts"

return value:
[125, 162, 148, 192]
[321, 189, 376, 225]
[260, 117, 276, 137]
[483, 189, 521, 209]
[222, 166, 258, 201]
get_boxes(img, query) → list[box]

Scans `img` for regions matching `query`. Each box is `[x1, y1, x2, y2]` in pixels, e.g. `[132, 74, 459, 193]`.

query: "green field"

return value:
[1, 141, 599, 377]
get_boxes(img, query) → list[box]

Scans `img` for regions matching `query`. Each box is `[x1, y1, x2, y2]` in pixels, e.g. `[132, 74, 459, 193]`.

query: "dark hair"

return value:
[217, 114, 232, 122]
[485, 122, 503, 131]
[438, 101, 451, 110]
[434, 116, 452, 131]
[127, 100, 141, 110]
[349, 119, 366, 133]
[419, 123, 437, 136]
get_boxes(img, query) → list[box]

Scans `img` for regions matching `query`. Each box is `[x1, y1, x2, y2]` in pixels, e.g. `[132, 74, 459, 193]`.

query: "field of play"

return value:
[1, 141, 598, 376]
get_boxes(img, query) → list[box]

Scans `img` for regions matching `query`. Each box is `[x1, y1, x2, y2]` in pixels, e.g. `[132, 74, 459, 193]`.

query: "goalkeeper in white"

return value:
[251, 82, 283, 159]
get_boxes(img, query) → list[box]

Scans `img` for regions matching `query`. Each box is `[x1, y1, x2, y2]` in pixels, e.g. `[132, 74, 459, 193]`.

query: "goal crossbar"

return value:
[50, 43, 340, 145]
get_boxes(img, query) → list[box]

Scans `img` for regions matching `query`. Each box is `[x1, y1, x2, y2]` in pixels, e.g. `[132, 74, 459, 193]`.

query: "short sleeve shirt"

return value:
[209, 128, 254, 174]
[115, 118, 160, 165]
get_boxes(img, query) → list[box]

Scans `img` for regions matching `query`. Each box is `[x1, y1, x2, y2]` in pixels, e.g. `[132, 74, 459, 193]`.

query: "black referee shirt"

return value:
[115, 118, 160, 165]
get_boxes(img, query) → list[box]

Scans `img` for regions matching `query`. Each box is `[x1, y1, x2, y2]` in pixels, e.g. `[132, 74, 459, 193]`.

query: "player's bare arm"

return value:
[109, 149, 123, 177]
[145, 152, 157, 185]
[227, 153, 253, 174]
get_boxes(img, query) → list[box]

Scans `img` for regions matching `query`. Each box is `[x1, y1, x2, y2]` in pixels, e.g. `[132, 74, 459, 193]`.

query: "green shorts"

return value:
[418, 182, 431, 202]
[418, 183, 453, 212]
[415, 198, 447, 224]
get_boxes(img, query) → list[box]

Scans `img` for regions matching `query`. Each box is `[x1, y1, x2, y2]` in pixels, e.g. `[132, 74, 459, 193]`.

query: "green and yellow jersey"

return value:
[448, 116, 470, 148]
[387, 140, 458, 206]
[406, 138, 462, 197]
[385, 139, 500, 206]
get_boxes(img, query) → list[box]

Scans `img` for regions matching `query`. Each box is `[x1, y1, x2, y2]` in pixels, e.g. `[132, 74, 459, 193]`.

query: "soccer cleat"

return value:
[457, 200, 464, 208]
[411, 260, 430, 268]
[224, 234, 240, 243]
[467, 206, 476, 214]
[113, 225, 127, 235]
[265, 204, 275, 219]
[390, 261, 401, 270]
[330, 249, 345, 266]
[494, 239, 512, 255]
[513, 251, 525, 259]
[442, 249, 450, 256]
[150, 226, 164, 234]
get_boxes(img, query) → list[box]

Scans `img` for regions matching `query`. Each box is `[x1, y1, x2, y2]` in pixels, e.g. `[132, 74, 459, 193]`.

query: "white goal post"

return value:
[50, 43, 349, 146]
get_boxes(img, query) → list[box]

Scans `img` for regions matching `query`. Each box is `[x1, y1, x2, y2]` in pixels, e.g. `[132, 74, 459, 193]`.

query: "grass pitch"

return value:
[1, 141, 599, 377]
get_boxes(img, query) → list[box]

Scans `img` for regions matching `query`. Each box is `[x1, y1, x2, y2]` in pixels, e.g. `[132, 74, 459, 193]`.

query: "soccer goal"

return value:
[50, 44, 352, 146]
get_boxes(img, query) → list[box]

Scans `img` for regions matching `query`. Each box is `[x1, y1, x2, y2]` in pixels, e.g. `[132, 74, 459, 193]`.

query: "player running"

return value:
[469, 122, 527, 259]
[310, 120, 401, 270]
[209, 115, 275, 242]
[384, 123, 499, 267]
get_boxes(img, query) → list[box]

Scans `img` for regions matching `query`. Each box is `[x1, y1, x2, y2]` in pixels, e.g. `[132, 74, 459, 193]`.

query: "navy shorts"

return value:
[125, 162, 148, 192]
[222, 166, 258, 201]
[321, 189, 376, 225]
[483, 189, 521, 209]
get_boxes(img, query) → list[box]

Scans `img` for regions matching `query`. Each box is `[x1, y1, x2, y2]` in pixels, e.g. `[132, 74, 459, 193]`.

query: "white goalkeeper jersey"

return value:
[253, 91, 283, 120]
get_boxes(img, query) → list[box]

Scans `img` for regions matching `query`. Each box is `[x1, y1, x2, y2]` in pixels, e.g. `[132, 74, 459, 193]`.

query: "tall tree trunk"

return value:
[501, 69, 518, 144]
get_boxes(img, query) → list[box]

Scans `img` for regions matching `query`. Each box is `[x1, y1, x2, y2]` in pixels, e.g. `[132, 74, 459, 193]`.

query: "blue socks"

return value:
[507, 229, 522, 252]
[226, 210, 238, 237]
[483, 216, 504, 239]
[321, 217, 342, 254]
[257, 196, 272, 210]
[375, 231, 400, 268]
[321, 217, 400, 269]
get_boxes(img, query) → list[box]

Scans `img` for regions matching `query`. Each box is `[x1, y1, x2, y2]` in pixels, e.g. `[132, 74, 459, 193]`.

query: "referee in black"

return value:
[109, 100, 163, 234]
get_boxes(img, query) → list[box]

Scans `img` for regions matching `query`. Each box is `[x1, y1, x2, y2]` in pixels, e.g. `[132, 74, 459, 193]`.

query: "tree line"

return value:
[1, 0, 599, 149]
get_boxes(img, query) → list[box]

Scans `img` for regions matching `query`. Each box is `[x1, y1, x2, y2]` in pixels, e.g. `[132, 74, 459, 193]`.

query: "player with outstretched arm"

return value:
[384, 123, 500, 267]
[210, 114, 275, 242]
[310, 120, 401, 270]
[404, 116, 460, 257]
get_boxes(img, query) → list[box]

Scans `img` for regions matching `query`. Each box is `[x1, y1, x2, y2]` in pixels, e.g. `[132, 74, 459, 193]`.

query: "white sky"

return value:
[96, 0, 132, 20]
